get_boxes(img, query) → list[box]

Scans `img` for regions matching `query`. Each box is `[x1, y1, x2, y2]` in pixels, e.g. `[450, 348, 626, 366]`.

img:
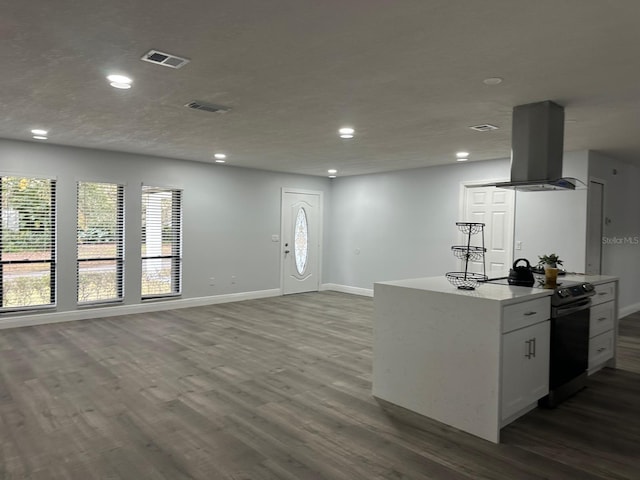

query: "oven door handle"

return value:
[553, 298, 592, 317]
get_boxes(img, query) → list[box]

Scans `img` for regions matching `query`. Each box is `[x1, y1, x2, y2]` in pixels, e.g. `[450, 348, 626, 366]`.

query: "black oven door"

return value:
[547, 298, 591, 400]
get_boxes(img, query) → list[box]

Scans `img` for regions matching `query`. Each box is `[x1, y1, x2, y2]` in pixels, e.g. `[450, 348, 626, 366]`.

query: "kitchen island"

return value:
[372, 274, 618, 443]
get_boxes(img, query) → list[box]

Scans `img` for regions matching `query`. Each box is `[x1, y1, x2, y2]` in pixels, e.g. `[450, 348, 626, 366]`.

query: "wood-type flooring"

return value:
[0, 292, 638, 479]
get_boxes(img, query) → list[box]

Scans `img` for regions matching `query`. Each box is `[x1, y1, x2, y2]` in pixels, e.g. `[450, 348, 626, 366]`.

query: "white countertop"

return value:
[375, 276, 552, 304]
[559, 273, 618, 285]
[376, 273, 618, 304]
[482, 270, 618, 286]
[375, 274, 618, 305]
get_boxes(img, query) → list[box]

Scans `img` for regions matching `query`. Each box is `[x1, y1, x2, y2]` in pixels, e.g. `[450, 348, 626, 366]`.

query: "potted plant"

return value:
[538, 253, 563, 269]
[538, 253, 563, 288]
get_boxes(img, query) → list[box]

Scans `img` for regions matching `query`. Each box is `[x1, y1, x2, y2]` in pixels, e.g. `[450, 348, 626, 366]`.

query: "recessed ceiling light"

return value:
[31, 129, 48, 136]
[110, 82, 132, 89]
[483, 77, 503, 85]
[339, 127, 355, 138]
[456, 151, 469, 158]
[107, 74, 132, 84]
[214, 153, 227, 160]
[328, 169, 337, 174]
[107, 74, 132, 89]
[32, 135, 48, 140]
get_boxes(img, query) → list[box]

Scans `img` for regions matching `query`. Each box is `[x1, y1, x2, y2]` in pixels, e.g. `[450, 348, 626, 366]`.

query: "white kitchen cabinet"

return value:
[591, 281, 616, 306]
[502, 296, 550, 333]
[373, 274, 616, 444]
[373, 277, 553, 443]
[589, 330, 615, 371]
[588, 281, 617, 374]
[590, 301, 615, 337]
[501, 320, 550, 421]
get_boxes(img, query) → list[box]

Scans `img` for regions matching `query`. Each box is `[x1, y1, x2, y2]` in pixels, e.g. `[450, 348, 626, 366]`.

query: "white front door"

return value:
[281, 189, 322, 294]
[463, 186, 515, 277]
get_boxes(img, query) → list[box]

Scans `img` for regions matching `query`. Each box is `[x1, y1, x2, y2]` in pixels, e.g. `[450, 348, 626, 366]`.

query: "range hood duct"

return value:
[479, 100, 577, 191]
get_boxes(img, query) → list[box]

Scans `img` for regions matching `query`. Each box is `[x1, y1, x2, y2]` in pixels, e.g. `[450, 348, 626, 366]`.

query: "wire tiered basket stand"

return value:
[446, 222, 488, 290]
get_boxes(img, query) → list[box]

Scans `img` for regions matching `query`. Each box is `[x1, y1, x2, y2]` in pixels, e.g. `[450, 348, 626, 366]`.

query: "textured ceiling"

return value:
[2, 0, 640, 176]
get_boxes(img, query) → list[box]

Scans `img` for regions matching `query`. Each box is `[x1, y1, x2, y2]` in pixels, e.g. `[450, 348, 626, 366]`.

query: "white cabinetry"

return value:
[374, 274, 616, 444]
[501, 298, 550, 423]
[588, 281, 617, 373]
[501, 321, 550, 421]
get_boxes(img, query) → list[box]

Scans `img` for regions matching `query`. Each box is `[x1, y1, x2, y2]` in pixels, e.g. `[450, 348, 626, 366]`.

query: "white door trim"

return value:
[280, 187, 323, 295]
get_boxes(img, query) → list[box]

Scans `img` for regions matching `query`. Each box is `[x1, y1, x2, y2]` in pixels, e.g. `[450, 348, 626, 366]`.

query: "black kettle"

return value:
[508, 258, 535, 287]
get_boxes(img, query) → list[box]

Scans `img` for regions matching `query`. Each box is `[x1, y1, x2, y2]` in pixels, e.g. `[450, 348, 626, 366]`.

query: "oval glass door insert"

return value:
[294, 207, 309, 275]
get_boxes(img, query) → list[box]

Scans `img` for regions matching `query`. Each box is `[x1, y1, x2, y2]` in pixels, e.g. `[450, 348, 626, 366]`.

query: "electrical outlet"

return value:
[516, 241, 523, 250]
[209, 277, 215, 286]
[231, 275, 236, 285]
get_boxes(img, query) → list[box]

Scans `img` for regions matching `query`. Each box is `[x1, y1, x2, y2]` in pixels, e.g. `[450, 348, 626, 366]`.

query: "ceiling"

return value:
[2, 0, 640, 177]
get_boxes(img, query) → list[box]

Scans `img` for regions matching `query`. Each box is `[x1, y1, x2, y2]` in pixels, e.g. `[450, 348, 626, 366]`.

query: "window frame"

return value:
[0, 175, 57, 312]
[141, 185, 182, 300]
[76, 181, 125, 305]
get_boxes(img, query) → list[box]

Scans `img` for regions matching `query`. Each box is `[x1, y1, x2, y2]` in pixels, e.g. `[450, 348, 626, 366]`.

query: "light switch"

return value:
[271, 234, 280, 242]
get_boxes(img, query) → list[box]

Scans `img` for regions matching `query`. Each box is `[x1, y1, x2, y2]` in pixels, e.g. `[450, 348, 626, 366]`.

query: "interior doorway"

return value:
[586, 179, 605, 275]
[280, 188, 322, 294]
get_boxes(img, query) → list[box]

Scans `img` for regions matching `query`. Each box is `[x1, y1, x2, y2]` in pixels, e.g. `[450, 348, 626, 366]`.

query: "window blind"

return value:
[77, 181, 124, 304]
[141, 186, 182, 298]
[0, 176, 56, 310]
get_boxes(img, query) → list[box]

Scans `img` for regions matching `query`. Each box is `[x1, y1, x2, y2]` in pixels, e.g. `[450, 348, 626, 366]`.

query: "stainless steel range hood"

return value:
[478, 100, 578, 191]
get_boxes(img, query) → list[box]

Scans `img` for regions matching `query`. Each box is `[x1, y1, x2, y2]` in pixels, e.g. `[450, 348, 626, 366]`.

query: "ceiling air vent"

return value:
[141, 49, 190, 69]
[185, 101, 231, 114]
[469, 124, 499, 132]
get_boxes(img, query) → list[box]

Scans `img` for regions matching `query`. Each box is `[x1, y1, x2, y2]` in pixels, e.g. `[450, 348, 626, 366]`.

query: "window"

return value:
[77, 182, 124, 304]
[294, 207, 308, 275]
[141, 186, 181, 298]
[1, 176, 56, 310]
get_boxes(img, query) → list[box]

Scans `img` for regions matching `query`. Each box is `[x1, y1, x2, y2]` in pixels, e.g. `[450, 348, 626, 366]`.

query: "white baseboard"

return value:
[0, 289, 281, 331]
[619, 302, 640, 319]
[321, 283, 373, 297]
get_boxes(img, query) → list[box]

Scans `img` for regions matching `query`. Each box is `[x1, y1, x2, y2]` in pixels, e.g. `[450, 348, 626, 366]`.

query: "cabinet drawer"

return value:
[502, 297, 550, 333]
[589, 330, 614, 370]
[590, 302, 615, 338]
[591, 282, 616, 306]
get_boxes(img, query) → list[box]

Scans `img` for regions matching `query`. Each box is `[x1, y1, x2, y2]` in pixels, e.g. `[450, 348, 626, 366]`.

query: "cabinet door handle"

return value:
[598, 292, 608, 296]
[598, 317, 607, 322]
[524, 339, 536, 359]
[597, 347, 606, 353]
[524, 311, 537, 316]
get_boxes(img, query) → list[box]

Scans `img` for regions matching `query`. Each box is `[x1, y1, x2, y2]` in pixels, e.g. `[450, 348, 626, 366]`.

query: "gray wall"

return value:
[512, 150, 590, 272]
[0, 138, 330, 313]
[2, 137, 638, 317]
[588, 151, 640, 314]
[326, 159, 511, 288]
